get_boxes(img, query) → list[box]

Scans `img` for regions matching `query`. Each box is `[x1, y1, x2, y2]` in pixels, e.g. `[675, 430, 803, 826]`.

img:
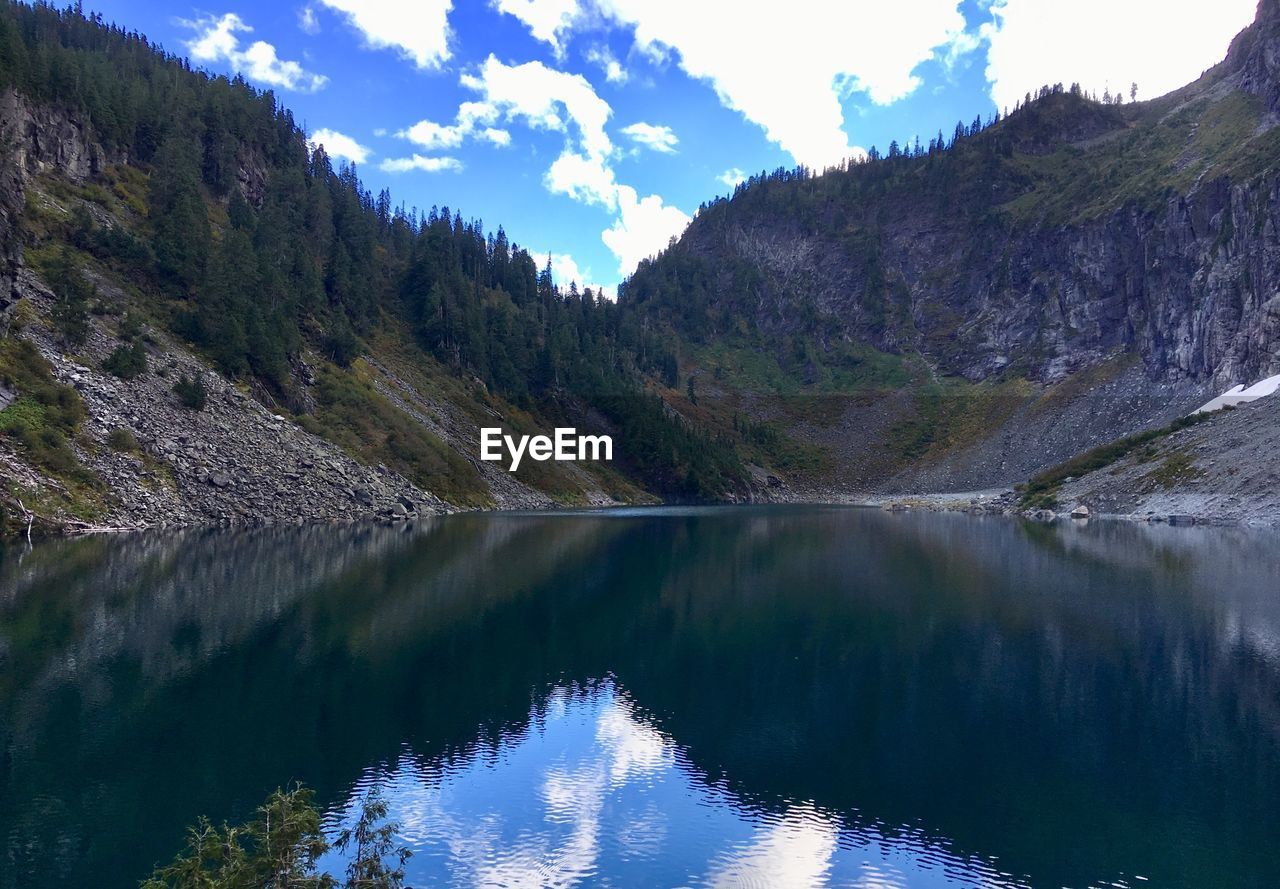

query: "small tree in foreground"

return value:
[333, 788, 410, 889]
[142, 784, 409, 889]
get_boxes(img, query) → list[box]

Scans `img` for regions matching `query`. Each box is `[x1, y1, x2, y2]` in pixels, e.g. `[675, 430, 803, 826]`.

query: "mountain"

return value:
[3, 0, 1280, 536]
[624, 0, 1280, 499]
[0, 0, 752, 536]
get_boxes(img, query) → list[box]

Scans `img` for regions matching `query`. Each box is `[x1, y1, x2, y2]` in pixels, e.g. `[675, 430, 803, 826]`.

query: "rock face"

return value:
[1231, 0, 1280, 114]
[0, 88, 114, 183]
[684, 123, 1280, 390]
[670, 2, 1280, 393]
[0, 88, 113, 302]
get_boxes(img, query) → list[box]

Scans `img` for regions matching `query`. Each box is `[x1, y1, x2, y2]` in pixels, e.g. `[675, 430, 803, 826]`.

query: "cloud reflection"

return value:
[326, 681, 1026, 888]
[706, 805, 838, 888]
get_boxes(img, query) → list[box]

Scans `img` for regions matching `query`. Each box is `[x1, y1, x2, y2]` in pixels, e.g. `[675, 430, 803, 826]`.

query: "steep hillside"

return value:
[625, 0, 1280, 497]
[0, 1, 752, 536]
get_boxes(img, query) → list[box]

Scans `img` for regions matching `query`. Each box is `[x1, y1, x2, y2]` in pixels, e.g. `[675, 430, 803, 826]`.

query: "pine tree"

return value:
[332, 788, 411, 889]
[150, 132, 210, 293]
[46, 246, 91, 347]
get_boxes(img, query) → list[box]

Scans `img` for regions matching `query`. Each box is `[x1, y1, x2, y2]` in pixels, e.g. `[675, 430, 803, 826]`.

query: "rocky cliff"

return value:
[0, 88, 115, 304]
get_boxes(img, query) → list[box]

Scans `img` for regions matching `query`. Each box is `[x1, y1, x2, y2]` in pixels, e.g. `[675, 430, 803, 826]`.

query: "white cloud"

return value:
[378, 154, 463, 173]
[504, 0, 973, 169]
[941, 28, 981, 71]
[602, 185, 689, 277]
[411, 55, 687, 278]
[547, 150, 618, 208]
[308, 128, 371, 163]
[981, 0, 1257, 112]
[183, 13, 328, 92]
[585, 45, 627, 83]
[401, 118, 467, 150]
[463, 56, 614, 159]
[397, 99, 512, 154]
[493, 0, 582, 54]
[317, 0, 453, 69]
[717, 167, 746, 188]
[298, 5, 320, 34]
[621, 121, 677, 153]
[465, 57, 688, 274]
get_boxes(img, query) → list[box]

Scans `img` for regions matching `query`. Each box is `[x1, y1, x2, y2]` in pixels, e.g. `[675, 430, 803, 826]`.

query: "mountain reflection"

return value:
[2, 509, 1279, 888]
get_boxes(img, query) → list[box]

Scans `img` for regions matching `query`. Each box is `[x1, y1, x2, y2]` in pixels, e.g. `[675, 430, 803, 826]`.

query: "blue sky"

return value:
[80, 0, 1257, 295]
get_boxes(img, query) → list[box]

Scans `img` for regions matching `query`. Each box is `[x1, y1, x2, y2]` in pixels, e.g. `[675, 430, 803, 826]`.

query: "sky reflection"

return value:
[322, 681, 1030, 888]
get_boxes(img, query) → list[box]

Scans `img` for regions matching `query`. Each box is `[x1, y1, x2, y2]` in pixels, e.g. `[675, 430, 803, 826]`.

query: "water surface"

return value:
[2, 507, 1278, 888]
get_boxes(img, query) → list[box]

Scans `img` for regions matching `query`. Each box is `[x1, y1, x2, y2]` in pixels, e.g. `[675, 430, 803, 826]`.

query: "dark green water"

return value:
[2, 507, 1278, 888]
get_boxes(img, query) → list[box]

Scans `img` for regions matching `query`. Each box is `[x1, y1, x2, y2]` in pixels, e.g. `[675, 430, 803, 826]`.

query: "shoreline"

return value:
[10, 486, 1280, 545]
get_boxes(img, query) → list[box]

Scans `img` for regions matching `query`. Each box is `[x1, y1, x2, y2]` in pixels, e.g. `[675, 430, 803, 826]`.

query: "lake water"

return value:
[2, 506, 1278, 888]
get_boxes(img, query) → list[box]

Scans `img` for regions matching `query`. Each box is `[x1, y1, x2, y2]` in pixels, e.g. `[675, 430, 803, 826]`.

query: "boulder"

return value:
[1070, 505, 1090, 519]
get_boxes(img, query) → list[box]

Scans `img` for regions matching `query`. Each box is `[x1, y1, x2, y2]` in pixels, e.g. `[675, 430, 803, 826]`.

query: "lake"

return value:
[1, 506, 1278, 888]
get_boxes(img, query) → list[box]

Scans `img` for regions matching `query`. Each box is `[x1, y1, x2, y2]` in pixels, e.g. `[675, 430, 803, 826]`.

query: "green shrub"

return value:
[0, 396, 46, 433]
[118, 311, 144, 341]
[173, 373, 207, 410]
[103, 340, 147, 379]
[107, 426, 140, 452]
[0, 356, 96, 487]
[0, 343, 84, 424]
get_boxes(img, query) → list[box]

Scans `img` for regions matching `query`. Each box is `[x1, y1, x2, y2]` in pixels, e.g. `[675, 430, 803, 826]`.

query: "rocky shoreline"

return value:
[859, 491, 1264, 526]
